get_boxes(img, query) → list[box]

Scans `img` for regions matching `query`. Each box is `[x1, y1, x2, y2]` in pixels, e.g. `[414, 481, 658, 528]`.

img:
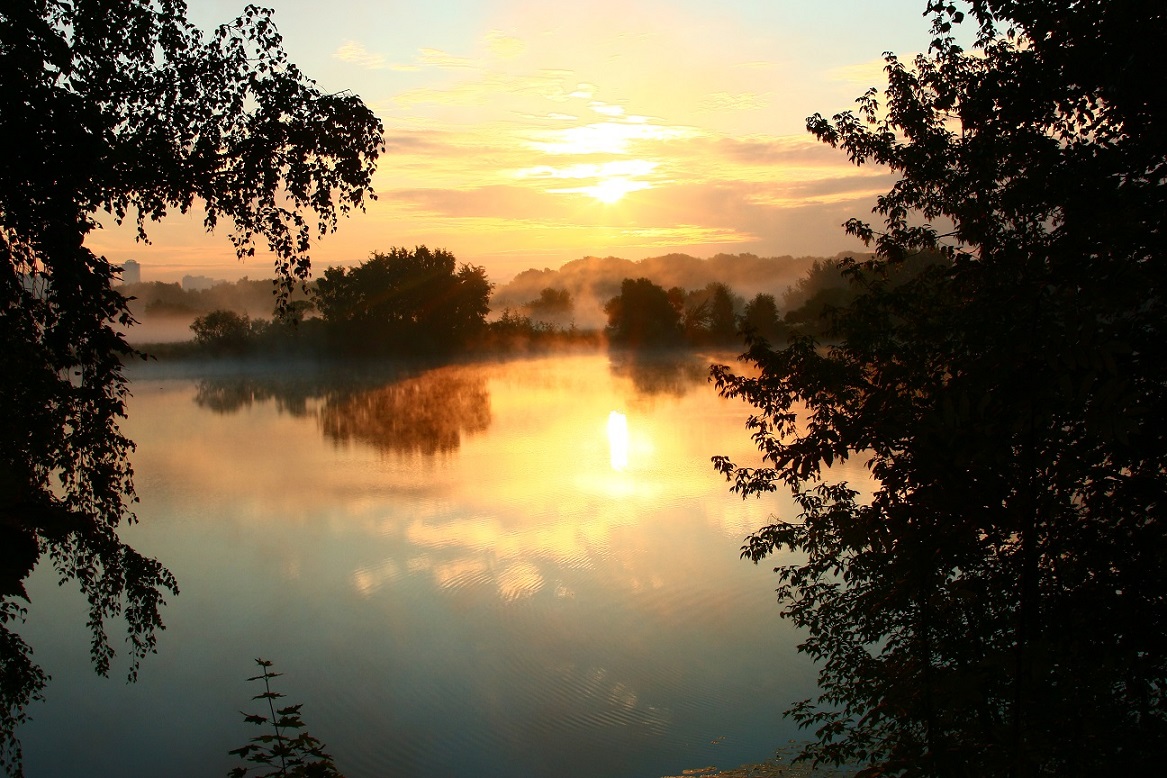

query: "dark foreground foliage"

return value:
[714, 2, 1167, 776]
[0, 0, 381, 771]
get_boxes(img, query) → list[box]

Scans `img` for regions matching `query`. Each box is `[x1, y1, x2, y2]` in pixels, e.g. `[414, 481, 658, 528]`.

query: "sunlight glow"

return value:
[516, 159, 658, 181]
[529, 121, 695, 156]
[517, 159, 658, 203]
[608, 411, 629, 471]
[555, 177, 651, 203]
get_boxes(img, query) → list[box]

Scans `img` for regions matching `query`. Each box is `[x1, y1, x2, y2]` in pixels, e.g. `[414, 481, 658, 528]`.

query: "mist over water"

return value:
[121, 311, 197, 344]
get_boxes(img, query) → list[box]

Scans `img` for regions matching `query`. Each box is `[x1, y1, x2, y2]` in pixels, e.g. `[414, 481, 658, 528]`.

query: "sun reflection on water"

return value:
[607, 410, 629, 471]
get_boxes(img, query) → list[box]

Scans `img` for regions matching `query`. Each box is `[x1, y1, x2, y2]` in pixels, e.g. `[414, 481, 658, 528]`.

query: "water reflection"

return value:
[607, 411, 629, 471]
[194, 364, 492, 456]
[608, 350, 711, 399]
[17, 351, 838, 778]
[320, 367, 491, 455]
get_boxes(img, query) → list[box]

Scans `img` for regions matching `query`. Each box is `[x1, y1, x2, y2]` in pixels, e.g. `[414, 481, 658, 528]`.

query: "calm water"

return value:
[17, 350, 868, 777]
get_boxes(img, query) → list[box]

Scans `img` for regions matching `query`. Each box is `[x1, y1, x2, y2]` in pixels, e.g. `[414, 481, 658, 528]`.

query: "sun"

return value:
[583, 177, 651, 204]
[517, 159, 657, 204]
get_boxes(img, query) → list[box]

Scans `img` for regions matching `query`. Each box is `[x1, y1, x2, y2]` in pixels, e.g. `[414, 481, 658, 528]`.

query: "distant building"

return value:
[182, 274, 216, 291]
[120, 259, 141, 285]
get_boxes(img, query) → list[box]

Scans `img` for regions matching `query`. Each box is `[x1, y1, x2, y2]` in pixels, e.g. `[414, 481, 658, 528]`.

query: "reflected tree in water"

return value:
[0, 0, 381, 771]
[320, 367, 491, 456]
[194, 366, 493, 457]
[195, 375, 325, 418]
[609, 352, 711, 399]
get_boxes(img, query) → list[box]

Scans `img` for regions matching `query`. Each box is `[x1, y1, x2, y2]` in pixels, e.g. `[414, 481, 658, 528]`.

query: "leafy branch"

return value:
[228, 659, 343, 778]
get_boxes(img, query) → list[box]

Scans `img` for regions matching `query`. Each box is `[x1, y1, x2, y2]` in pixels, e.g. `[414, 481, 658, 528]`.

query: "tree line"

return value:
[179, 247, 914, 355]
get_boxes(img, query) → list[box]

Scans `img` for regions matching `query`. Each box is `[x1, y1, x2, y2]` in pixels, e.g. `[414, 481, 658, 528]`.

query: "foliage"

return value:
[713, 1, 1167, 776]
[781, 252, 948, 338]
[126, 277, 313, 318]
[228, 659, 343, 778]
[0, 0, 381, 771]
[191, 309, 255, 351]
[523, 287, 574, 323]
[677, 282, 743, 344]
[314, 246, 492, 354]
[740, 293, 786, 345]
[603, 277, 683, 347]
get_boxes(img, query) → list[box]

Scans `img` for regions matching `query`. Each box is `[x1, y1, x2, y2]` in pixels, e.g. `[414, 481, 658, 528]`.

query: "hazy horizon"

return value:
[83, 0, 942, 286]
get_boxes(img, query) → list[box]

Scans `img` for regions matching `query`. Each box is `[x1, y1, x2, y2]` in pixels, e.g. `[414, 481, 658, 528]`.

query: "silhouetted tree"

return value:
[314, 246, 491, 354]
[681, 282, 740, 343]
[604, 277, 682, 347]
[190, 309, 254, 351]
[523, 287, 573, 324]
[714, 2, 1167, 775]
[740, 293, 785, 344]
[0, 0, 382, 770]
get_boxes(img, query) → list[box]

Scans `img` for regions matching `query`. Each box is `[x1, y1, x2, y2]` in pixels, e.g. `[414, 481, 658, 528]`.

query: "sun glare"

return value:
[579, 177, 650, 204]
[516, 159, 657, 204]
[607, 411, 629, 471]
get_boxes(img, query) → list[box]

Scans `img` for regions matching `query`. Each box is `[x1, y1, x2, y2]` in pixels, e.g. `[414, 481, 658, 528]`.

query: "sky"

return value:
[87, 0, 941, 284]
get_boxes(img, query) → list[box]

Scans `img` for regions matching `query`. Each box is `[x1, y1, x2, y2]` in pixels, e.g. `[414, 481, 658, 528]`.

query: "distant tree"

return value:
[0, 0, 382, 770]
[782, 283, 852, 337]
[604, 277, 683, 347]
[190, 309, 253, 351]
[780, 258, 849, 313]
[714, 1, 1167, 775]
[275, 299, 315, 327]
[740, 293, 785, 344]
[315, 247, 491, 353]
[679, 282, 741, 344]
[524, 287, 573, 323]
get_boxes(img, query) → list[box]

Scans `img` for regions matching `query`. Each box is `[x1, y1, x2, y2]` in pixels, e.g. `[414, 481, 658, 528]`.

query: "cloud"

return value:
[699, 92, 771, 112]
[390, 185, 563, 219]
[394, 72, 587, 108]
[590, 101, 625, 117]
[826, 56, 894, 87]
[712, 136, 848, 166]
[332, 40, 388, 70]
[485, 30, 525, 60]
[515, 160, 659, 182]
[417, 47, 476, 69]
[527, 120, 698, 156]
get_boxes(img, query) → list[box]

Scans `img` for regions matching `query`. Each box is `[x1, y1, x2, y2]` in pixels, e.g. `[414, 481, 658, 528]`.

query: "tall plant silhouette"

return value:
[228, 659, 343, 778]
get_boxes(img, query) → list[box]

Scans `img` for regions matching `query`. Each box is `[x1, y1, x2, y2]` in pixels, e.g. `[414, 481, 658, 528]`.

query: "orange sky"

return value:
[86, 0, 939, 285]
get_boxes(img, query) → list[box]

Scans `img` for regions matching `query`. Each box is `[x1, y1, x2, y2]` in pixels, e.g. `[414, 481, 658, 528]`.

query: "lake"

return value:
[16, 350, 867, 777]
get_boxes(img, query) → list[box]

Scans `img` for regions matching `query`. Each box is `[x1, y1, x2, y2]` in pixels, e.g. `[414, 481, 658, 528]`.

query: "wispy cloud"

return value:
[332, 40, 388, 70]
[826, 56, 894, 87]
[417, 47, 477, 69]
[699, 91, 770, 112]
[527, 120, 698, 156]
[485, 30, 525, 60]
